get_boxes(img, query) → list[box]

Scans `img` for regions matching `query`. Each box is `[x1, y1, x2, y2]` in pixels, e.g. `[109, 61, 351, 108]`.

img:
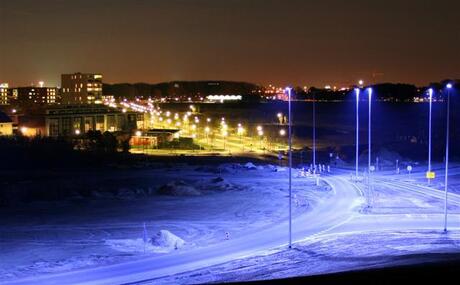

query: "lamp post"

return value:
[205, 126, 210, 146]
[257, 130, 264, 149]
[256, 125, 263, 150]
[277, 113, 283, 125]
[286, 87, 292, 249]
[367, 87, 372, 207]
[279, 129, 286, 150]
[355, 88, 360, 181]
[222, 130, 228, 150]
[312, 92, 316, 170]
[444, 83, 452, 232]
[428, 88, 433, 184]
[237, 124, 244, 151]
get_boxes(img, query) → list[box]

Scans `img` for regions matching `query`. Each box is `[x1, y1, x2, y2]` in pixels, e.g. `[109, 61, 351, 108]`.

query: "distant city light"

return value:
[279, 129, 286, 136]
[38, 81, 44, 88]
[446, 83, 453, 89]
[358, 80, 364, 86]
[135, 130, 142, 137]
[207, 95, 242, 102]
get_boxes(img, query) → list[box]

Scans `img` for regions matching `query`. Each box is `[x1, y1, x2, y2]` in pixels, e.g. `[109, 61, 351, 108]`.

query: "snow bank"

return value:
[106, 230, 186, 253]
[106, 238, 171, 253]
[244, 162, 257, 169]
[151, 230, 186, 250]
[205, 177, 247, 192]
[158, 181, 201, 196]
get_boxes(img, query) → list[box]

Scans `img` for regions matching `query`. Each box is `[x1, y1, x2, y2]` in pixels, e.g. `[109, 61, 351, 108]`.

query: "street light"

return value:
[285, 87, 292, 249]
[237, 125, 245, 151]
[355, 88, 360, 180]
[222, 130, 228, 150]
[444, 83, 453, 232]
[427, 88, 433, 184]
[205, 126, 211, 147]
[277, 113, 283, 124]
[312, 91, 316, 169]
[367, 87, 372, 207]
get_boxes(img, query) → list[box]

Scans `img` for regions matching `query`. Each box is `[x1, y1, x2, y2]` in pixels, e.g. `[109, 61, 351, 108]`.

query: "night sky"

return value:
[1, 0, 459, 87]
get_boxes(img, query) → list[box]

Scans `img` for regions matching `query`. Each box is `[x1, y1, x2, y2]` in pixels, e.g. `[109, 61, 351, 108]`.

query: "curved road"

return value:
[5, 173, 459, 285]
[3, 175, 362, 285]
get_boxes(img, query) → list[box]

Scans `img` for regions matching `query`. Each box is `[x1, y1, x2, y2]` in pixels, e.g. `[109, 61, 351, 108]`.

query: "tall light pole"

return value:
[355, 88, 360, 180]
[367, 87, 372, 207]
[312, 92, 316, 169]
[286, 87, 292, 249]
[444, 83, 452, 232]
[427, 88, 433, 184]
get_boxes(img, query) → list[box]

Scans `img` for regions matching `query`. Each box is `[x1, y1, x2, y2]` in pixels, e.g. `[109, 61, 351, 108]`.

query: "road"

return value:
[3, 175, 361, 285]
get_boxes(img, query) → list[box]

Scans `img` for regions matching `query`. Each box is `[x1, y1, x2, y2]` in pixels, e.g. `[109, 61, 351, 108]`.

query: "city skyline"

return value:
[1, 0, 459, 87]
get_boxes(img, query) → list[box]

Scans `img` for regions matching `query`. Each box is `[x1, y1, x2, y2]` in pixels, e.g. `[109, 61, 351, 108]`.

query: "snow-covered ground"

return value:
[1, 161, 460, 284]
[0, 163, 329, 283]
[146, 230, 460, 284]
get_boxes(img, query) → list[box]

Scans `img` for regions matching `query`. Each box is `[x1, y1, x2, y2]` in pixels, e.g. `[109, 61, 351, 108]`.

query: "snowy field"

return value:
[148, 230, 460, 284]
[0, 162, 329, 282]
[1, 161, 460, 284]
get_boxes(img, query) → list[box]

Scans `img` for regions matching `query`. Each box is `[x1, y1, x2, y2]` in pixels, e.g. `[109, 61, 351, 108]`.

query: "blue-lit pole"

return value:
[367, 87, 372, 207]
[286, 87, 293, 248]
[355, 88, 360, 180]
[312, 92, 316, 169]
[444, 83, 452, 232]
[428, 88, 433, 184]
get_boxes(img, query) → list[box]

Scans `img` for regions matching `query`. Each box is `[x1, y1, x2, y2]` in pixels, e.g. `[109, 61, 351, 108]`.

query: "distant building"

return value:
[0, 111, 13, 135]
[61, 73, 103, 104]
[9, 86, 58, 106]
[45, 105, 137, 136]
[130, 129, 179, 148]
[0, 83, 9, 105]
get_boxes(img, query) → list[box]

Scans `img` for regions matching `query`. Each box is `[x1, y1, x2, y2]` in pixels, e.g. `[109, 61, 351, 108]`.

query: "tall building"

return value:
[61, 73, 103, 104]
[10, 86, 58, 106]
[0, 83, 9, 105]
